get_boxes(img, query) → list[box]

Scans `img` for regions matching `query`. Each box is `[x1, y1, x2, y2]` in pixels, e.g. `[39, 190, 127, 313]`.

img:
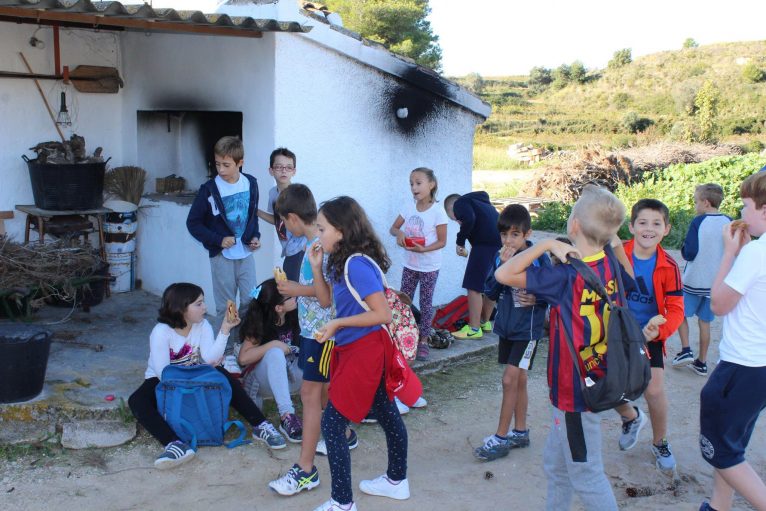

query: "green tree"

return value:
[569, 61, 587, 84]
[608, 48, 632, 69]
[683, 38, 699, 49]
[463, 72, 485, 94]
[694, 80, 720, 143]
[325, 0, 442, 70]
[552, 63, 571, 89]
[528, 66, 552, 93]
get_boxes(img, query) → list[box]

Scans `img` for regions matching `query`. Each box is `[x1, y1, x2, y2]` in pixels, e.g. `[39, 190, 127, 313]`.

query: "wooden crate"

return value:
[155, 176, 185, 193]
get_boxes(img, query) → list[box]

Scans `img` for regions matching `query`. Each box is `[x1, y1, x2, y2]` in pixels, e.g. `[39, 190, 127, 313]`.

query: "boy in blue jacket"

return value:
[474, 204, 549, 461]
[186, 136, 261, 321]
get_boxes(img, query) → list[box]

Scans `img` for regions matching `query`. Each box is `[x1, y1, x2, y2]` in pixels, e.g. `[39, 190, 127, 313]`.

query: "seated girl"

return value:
[238, 279, 304, 443]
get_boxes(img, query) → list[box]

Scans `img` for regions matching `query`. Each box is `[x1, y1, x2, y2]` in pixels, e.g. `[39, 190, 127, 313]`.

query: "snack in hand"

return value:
[730, 219, 749, 234]
[273, 266, 287, 282]
[313, 331, 323, 341]
[226, 299, 238, 322]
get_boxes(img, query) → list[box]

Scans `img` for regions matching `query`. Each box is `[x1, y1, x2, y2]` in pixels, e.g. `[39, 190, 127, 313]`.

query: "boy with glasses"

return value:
[258, 147, 307, 280]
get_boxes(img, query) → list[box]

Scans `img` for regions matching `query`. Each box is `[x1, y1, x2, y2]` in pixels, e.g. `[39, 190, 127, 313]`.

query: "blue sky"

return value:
[428, 0, 766, 77]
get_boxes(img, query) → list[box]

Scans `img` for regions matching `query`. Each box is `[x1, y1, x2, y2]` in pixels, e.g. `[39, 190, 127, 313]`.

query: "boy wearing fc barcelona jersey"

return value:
[495, 185, 631, 511]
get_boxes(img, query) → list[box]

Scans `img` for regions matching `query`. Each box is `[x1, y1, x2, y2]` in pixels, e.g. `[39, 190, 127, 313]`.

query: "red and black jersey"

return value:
[526, 251, 634, 412]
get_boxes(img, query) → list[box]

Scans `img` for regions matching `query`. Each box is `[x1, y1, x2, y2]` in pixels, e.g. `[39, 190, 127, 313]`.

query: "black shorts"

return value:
[298, 335, 334, 383]
[700, 361, 766, 469]
[647, 341, 664, 369]
[462, 244, 499, 293]
[498, 338, 538, 370]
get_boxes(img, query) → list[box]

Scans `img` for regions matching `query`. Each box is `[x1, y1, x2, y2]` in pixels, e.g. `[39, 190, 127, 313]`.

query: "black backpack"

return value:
[562, 247, 651, 413]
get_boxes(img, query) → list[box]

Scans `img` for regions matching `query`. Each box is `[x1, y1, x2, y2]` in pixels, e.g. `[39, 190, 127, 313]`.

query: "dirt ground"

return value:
[3, 316, 765, 511]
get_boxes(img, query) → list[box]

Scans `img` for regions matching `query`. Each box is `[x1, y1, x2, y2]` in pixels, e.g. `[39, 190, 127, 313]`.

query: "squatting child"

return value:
[474, 204, 549, 461]
[495, 185, 630, 510]
[674, 183, 731, 376]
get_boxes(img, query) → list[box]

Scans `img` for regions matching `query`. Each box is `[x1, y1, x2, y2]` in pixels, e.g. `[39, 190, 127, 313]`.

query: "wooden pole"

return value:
[18, 52, 65, 143]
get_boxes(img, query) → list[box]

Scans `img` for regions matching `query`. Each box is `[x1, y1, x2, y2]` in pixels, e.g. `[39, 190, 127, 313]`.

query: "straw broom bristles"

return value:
[104, 166, 146, 205]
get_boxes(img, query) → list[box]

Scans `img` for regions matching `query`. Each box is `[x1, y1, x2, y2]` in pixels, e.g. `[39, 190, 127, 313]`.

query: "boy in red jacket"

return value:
[614, 199, 684, 473]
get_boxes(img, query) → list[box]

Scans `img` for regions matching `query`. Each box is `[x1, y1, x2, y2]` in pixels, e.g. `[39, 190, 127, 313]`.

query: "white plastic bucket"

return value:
[105, 239, 136, 254]
[104, 199, 138, 242]
[107, 251, 135, 293]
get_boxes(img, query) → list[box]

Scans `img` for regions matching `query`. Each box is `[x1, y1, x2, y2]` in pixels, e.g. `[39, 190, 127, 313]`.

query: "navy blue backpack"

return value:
[156, 365, 249, 450]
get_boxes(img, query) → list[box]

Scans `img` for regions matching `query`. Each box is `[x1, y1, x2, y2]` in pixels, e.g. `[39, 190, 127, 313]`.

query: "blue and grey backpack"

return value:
[156, 364, 249, 450]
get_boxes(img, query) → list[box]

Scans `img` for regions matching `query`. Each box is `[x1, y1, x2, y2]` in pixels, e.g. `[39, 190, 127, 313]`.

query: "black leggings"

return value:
[128, 366, 267, 446]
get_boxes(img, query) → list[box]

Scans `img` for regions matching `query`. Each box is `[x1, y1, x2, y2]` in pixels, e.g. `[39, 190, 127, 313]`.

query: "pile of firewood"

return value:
[29, 134, 104, 164]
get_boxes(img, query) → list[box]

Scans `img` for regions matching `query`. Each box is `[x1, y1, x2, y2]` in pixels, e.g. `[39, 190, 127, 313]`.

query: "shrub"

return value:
[611, 92, 631, 109]
[608, 48, 632, 69]
[694, 81, 720, 143]
[529, 66, 552, 93]
[742, 62, 766, 83]
[531, 201, 572, 233]
[740, 140, 765, 154]
[683, 38, 699, 49]
[464, 72, 485, 94]
[552, 64, 571, 89]
[621, 112, 654, 134]
[570, 61, 587, 84]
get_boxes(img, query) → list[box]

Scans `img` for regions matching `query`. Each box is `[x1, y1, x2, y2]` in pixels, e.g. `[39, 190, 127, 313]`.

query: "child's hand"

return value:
[642, 315, 666, 341]
[396, 231, 407, 247]
[248, 238, 261, 251]
[277, 279, 301, 297]
[722, 223, 748, 256]
[548, 240, 581, 264]
[499, 246, 515, 263]
[406, 241, 426, 253]
[516, 291, 537, 307]
[456, 245, 468, 257]
[221, 236, 236, 249]
[269, 340, 291, 355]
[220, 312, 241, 335]
[316, 319, 341, 343]
[308, 241, 323, 267]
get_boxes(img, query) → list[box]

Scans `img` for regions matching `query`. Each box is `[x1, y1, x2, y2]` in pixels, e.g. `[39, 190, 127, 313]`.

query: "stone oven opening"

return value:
[136, 110, 244, 193]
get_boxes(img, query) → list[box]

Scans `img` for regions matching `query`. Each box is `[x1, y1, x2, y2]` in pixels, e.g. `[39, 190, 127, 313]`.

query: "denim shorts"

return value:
[684, 292, 714, 322]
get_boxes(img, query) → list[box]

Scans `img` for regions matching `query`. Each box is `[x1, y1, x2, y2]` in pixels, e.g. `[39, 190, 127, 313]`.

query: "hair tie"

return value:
[250, 285, 262, 299]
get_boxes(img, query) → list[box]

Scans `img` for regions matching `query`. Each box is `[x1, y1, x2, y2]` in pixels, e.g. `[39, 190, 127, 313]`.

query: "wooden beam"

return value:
[0, 7, 263, 38]
[0, 211, 12, 236]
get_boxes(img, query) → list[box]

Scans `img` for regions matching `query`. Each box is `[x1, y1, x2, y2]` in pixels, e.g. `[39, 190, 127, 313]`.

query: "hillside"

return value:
[457, 40, 766, 169]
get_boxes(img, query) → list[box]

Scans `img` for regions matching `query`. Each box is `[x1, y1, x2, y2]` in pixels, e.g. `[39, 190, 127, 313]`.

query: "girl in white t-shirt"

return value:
[128, 282, 286, 470]
[389, 167, 449, 361]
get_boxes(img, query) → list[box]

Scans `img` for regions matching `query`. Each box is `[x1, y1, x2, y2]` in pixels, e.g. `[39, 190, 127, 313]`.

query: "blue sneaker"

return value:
[699, 501, 717, 510]
[508, 429, 530, 448]
[474, 434, 511, 461]
[253, 421, 287, 449]
[651, 439, 677, 473]
[154, 440, 195, 469]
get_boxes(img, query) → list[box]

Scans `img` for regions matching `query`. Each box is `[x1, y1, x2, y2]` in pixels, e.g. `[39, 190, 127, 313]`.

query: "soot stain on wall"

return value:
[381, 66, 454, 137]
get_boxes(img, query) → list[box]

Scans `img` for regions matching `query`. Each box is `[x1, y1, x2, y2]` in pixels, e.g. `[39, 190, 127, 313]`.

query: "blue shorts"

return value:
[298, 334, 334, 383]
[463, 244, 500, 293]
[699, 361, 766, 469]
[684, 292, 714, 322]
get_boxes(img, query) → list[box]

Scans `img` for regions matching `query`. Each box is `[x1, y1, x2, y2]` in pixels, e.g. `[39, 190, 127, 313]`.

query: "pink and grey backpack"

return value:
[344, 254, 419, 361]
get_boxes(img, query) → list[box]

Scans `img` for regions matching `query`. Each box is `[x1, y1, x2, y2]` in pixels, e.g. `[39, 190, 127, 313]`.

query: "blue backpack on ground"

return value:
[155, 364, 249, 450]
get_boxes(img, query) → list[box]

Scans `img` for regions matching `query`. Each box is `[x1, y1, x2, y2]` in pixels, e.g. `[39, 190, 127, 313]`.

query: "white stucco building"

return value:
[0, 0, 490, 310]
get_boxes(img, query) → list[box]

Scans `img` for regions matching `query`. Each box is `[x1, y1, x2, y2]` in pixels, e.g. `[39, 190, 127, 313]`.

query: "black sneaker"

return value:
[280, 412, 303, 443]
[689, 359, 708, 376]
[316, 429, 358, 456]
[154, 440, 195, 469]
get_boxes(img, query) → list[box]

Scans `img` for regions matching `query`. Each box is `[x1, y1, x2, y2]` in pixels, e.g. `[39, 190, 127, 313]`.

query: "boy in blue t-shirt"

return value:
[613, 199, 684, 474]
[474, 205, 549, 461]
[187, 136, 260, 321]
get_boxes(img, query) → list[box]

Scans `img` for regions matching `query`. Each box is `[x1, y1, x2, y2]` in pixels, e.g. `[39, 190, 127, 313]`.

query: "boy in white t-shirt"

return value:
[389, 167, 449, 361]
[699, 171, 766, 511]
[187, 136, 260, 321]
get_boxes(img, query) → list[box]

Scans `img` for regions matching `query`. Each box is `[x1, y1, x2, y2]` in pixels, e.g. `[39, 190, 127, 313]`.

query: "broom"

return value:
[104, 166, 147, 206]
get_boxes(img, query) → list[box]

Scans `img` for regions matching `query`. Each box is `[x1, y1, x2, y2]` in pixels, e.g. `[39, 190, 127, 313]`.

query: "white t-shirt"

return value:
[144, 320, 229, 379]
[215, 174, 251, 260]
[719, 236, 766, 366]
[398, 200, 449, 272]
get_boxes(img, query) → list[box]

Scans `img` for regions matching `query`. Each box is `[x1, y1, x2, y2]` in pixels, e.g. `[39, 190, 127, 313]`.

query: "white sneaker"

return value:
[312, 499, 357, 511]
[359, 474, 410, 500]
[395, 397, 410, 415]
[411, 396, 428, 408]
